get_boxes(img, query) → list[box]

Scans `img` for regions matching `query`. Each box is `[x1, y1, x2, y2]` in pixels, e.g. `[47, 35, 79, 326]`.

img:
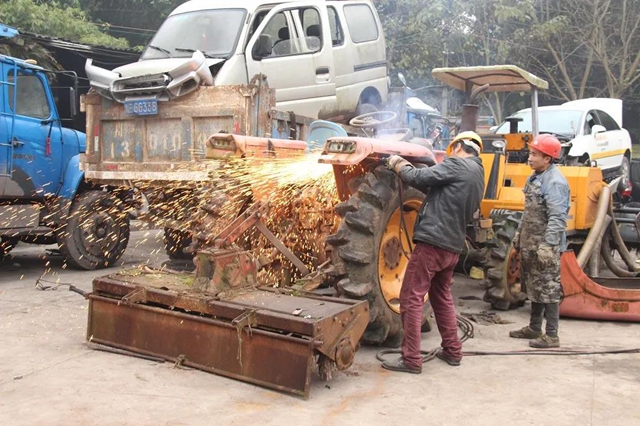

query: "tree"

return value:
[0, 0, 129, 48]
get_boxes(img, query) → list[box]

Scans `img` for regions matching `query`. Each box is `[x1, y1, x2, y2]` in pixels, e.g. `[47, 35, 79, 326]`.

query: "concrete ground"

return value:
[1, 228, 639, 426]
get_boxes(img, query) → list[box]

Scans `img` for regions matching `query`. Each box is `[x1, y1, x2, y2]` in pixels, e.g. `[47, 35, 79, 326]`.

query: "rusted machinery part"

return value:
[577, 185, 612, 268]
[482, 210, 526, 311]
[88, 276, 369, 398]
[606, 202, 640, 273]
[327, 166, 429, 347]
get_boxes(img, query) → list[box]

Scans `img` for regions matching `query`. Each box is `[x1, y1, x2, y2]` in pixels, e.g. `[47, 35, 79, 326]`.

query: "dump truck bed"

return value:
[80, 82, 314, 184]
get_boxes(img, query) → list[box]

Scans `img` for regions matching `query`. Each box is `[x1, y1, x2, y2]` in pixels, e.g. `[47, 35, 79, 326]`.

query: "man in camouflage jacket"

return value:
[510, 134, 570, 348]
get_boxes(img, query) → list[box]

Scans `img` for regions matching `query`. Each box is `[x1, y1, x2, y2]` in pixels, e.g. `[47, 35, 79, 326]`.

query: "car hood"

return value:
[113, 57, 225, 78]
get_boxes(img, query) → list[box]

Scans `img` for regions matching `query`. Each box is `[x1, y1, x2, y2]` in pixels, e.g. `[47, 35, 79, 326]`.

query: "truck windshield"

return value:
[141, 9, 246, 60]
[495, 110, 583, 136]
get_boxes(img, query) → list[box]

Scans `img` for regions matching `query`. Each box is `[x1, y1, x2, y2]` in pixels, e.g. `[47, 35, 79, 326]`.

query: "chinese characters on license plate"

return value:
[124, 98, 158, 116]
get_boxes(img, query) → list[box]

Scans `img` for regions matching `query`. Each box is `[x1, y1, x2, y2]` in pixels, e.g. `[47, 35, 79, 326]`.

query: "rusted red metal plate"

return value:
[87, 273, 369, 398]
[561, 251, 640, 322]
[88, 296, 315, 398]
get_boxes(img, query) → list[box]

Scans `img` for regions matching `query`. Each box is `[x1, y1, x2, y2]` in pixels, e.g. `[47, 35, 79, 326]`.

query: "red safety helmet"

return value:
[528, 134, 561, 159]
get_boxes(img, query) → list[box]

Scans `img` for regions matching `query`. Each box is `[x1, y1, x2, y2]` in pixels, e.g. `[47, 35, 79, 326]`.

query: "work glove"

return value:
[537, 245, 556, 268]
[513, 231, 521, 251]
[387, 155, 411, 174]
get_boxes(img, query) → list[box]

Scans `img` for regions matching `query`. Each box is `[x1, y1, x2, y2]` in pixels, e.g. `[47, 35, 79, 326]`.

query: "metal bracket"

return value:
[121, 286, 148, 305]
[232, 309, 258, 366]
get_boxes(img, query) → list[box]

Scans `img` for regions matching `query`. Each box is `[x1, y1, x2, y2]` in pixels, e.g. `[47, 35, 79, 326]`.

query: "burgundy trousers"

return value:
[400, 242, 461, 369]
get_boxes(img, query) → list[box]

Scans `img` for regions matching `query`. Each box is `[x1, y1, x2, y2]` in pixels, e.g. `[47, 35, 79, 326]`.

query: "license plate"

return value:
[124, 97, 158, 116]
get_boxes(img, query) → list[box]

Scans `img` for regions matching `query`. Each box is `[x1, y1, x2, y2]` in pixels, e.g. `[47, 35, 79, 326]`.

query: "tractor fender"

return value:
[59, 155, 85, 200]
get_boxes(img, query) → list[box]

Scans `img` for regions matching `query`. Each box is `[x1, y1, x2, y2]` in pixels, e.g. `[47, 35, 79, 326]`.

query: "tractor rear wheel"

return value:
[327, 166, 428, 347]
[482, 210, 527, 310]
[57, 190, 130, 270]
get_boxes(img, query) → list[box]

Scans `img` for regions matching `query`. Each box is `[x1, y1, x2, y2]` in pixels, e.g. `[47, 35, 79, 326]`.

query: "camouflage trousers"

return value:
[520, 246, 563, 304]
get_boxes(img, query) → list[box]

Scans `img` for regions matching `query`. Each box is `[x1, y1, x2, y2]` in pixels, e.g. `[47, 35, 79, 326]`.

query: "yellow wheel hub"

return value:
[378, 198, 424, 313]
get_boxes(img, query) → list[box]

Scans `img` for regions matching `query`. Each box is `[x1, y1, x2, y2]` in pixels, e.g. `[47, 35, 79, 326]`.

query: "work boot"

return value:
[529, 335, 560, 348]
[436, 349, 461, 367]
[381, 357, 422, 374]
[509, 326, 543, 339]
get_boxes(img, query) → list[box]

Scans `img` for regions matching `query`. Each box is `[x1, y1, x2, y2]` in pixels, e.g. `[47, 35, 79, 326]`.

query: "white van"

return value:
[89, 0, 388, 120]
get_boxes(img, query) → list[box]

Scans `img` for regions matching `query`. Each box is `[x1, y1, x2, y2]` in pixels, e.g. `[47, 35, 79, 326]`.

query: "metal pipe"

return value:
[577, 186, 611, 268]
[613, 207, 640, 214]
[531, 87, 539, 138]
[607, 202, 640, 272]
[587, 216, 611, 277]
[601, 231, 639, 277]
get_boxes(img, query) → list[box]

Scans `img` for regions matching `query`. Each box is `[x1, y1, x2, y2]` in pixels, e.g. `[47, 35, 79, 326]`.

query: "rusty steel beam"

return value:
[88, 295, 315, 398]
[88, 272, 369, 397]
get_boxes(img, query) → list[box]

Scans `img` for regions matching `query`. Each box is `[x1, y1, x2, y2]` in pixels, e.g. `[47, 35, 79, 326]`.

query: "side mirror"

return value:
[253, 34, 273, 59]
[591, 124, 606, 135]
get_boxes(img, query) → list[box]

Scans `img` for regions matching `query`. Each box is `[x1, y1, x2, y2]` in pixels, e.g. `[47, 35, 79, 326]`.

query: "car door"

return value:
[594, 109, 627, 170]
[245, 1, 336, 118]
[3, 67, 63, 199]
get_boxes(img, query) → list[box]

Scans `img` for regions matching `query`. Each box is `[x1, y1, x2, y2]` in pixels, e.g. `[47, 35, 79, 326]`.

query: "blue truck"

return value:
[0, 27, 130, 269]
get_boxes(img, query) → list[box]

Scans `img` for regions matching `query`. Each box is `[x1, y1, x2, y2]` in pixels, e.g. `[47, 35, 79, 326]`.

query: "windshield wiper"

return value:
[147, 45, 172, 57]
[174, 48, 225, 59]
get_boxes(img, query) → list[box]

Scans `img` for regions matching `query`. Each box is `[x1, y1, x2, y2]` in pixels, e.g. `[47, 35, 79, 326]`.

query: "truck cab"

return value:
[0, 53, 129, 269]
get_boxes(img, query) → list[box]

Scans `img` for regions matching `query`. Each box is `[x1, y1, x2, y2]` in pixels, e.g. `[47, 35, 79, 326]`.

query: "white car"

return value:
[495, 98, 633, 186]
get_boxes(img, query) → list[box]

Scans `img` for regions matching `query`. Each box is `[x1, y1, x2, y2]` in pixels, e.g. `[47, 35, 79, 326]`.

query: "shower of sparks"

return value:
[3, 151, 342, 287]
[134, 152, 341, 286]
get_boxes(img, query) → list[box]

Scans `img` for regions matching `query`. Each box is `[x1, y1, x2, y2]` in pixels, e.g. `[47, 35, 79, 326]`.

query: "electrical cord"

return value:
[377, 313, 640, 364]
[377, 314, 475, 364]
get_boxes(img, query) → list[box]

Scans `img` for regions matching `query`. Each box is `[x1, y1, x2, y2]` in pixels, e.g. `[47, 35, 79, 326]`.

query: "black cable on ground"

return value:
[377, 314, 640, 364]
[377, 315, 475, 364]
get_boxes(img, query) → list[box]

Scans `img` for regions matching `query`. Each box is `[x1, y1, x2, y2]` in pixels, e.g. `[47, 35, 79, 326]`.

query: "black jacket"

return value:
[399, 156, 485, 253]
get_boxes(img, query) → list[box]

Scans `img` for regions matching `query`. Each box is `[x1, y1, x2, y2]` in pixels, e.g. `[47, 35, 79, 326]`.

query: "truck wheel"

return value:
[57, 190, 130, 270]
[164, 228, 193, 260]
[482, 210, 527, 310]
[327, 166, 428, 347]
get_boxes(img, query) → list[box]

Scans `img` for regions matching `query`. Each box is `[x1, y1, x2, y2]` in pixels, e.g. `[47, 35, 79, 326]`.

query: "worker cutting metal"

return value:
[381, 131, 485, 374]
[509, 134, 570, 348]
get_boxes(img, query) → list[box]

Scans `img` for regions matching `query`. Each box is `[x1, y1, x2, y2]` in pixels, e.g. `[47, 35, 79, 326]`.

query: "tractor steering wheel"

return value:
[349, 111, 398, 128]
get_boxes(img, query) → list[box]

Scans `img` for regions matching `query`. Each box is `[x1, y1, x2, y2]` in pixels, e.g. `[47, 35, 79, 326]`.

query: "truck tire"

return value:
[327, 166, 428, 347]
[482, 210, 527, 310]
[57, 190, 130, 270]
[164, 228, 193, 260]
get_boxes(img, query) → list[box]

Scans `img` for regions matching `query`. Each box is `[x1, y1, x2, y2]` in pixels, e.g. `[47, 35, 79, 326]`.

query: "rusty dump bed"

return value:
[87, 271, 369, 398]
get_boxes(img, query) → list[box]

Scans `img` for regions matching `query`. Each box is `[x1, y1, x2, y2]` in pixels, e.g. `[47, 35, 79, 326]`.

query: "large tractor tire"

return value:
[57, 190, 130, 270]
[327, 166, 428, 347]
[164, 228, 193, 260]
[482, 210, 527, 310]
